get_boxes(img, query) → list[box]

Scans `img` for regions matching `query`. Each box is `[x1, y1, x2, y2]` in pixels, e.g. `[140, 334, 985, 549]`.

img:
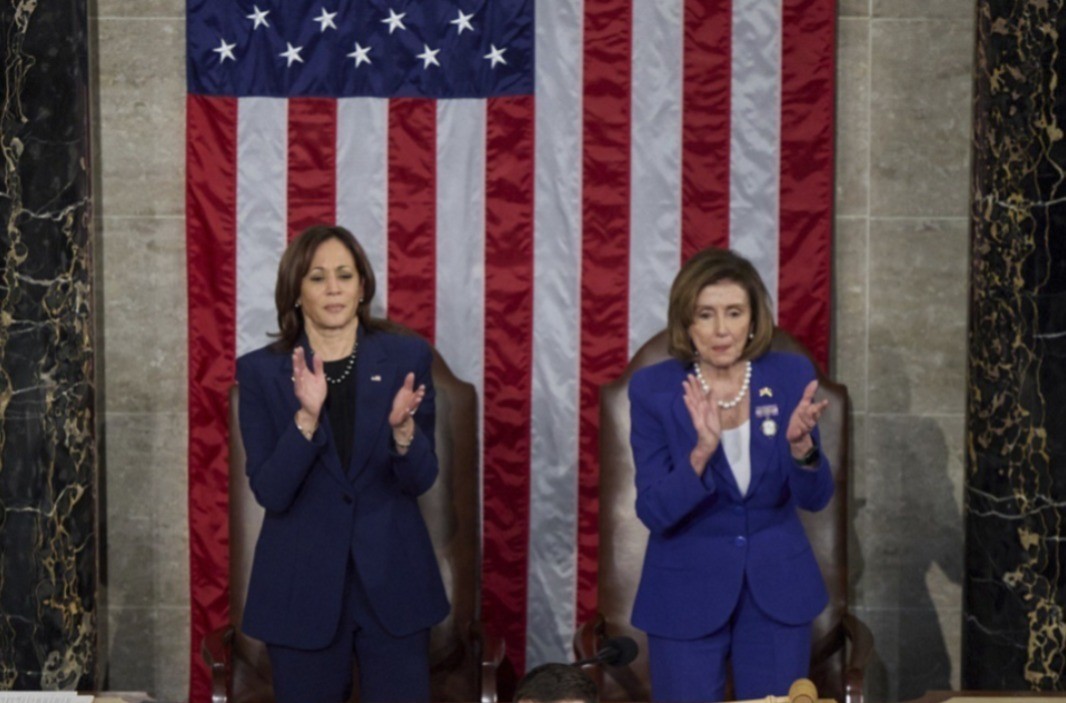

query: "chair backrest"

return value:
[227, 344, 481, 701]
[592, 329, 850, 701]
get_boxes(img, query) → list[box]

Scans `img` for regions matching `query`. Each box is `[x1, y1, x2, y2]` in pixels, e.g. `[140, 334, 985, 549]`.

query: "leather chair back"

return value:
[592, 329, 850, 701]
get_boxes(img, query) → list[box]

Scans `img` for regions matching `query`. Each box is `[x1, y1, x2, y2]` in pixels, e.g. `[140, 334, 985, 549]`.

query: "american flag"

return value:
[186, 0, 834, 699]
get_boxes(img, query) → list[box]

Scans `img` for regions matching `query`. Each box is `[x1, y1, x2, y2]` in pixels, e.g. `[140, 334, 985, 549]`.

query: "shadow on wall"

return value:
[852, 345, 963, 702]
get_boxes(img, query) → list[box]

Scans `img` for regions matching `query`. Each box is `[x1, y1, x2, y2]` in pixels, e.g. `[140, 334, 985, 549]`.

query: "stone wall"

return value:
[90, 1, 977, 700]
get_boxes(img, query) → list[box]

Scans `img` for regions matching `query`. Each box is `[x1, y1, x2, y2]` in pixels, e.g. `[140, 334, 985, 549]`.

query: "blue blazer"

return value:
[236, 328, 449, 650]
[629, 351, 833, 640]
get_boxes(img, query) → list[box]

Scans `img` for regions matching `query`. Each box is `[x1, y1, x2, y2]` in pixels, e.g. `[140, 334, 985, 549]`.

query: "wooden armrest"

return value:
[573, 614, 607, 661]
[842, 612, 875, 703]
[573, 614, 616, 695]
[470, 620, 507, 703]
[572, 615, 648, 701]
[201, 624, 234, 703]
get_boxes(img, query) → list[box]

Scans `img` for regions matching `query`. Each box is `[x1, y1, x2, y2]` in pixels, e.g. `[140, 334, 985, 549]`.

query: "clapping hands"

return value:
[786, 380, 829, 457]
[292, 347, 327, 418]
[388, 372, 426, 429]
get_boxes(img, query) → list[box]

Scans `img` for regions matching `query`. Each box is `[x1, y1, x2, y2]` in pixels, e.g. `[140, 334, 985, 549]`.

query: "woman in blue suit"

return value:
[236, 225, 449, 703]
[629, 248, 833, 702]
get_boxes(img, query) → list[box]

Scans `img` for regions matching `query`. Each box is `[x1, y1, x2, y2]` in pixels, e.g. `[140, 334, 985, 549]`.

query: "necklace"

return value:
[322, 338, 359, 385]
[693, 360, 752, 409]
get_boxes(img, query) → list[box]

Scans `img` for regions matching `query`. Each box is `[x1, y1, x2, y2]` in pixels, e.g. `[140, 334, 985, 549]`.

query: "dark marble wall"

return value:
[0, 0, 97, 691]
[966, 0, 1066, 690]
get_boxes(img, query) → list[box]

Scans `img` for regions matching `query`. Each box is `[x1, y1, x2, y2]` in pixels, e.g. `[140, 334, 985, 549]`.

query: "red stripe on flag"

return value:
[681, 0, 732, 260]
[387, 99, 437, 342]
[577, 0, 632, 625]
[778, 0, 834, 369]
[481, 95, 536, 675]
[287, 98, 337, 241]
[186, 94, 238, 703]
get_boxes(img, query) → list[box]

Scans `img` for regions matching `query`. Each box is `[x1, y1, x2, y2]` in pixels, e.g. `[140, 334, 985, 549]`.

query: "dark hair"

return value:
[272, 224, 382, 351]
[514, 663, 598, 703]
[666, 247, 774, 362]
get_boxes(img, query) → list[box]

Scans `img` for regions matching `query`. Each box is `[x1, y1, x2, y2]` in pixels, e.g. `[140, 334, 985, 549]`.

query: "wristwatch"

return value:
[795, 444, 820, 467]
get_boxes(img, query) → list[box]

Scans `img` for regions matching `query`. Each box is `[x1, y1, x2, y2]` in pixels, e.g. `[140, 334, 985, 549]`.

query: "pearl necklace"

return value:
[322, 339, 359, 385]
[693, 360, 752, 409]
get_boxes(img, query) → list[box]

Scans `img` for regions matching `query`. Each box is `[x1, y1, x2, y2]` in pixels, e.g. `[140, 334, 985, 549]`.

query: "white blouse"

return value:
[720, 419, 751, 496]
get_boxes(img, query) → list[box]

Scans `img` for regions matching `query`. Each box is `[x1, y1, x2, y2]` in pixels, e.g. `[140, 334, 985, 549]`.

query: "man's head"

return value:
[514, 663, 599, 703]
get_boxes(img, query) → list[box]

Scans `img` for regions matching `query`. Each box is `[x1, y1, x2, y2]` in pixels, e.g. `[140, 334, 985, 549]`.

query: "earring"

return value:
[295, 301, 301, 309]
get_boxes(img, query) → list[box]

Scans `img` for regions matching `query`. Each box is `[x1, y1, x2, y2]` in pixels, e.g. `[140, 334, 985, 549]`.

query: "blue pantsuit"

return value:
[237, 329, 449, 701]
[628, 352, 833, 702]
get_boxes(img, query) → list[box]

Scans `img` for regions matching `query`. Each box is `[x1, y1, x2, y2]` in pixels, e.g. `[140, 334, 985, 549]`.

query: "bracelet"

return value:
[793, 444, 820, 468]
[295, 414, 316, 441]
[394, 428, 413, 450]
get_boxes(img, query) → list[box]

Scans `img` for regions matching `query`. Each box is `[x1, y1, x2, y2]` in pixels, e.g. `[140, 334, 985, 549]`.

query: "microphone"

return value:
[572, 636, 639, 668]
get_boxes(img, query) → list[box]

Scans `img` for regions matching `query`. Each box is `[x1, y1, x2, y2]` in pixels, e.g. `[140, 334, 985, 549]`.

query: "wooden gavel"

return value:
[734, 678, 835, 703]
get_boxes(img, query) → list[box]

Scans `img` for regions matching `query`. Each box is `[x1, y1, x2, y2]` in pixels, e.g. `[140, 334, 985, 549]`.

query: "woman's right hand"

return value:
[682, 375, 721, 473]
[292, 347, 327, 428]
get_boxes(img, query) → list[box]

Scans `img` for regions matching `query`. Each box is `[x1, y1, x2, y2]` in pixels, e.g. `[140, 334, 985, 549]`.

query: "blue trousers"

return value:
[647, 585, 811, 703]
[266, 562, 431, 703]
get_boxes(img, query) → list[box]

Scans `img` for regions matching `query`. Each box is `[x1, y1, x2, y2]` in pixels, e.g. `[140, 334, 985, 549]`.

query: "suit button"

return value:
[734, 535, 747, 548]
[342, 495, 353, 504]
[733, 506, 744, 515]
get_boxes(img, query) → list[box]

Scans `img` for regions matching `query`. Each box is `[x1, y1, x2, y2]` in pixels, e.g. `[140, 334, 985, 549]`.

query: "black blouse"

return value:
[322, 356, 357, 472]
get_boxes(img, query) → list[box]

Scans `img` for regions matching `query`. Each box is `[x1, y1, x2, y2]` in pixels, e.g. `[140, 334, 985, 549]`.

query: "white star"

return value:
[213, 37, 236, 63]
[484, 44, 507, 68]
[314, 8, 338, 32]
[279, 42, 304, 67]
[246, 5, 270, 30]
[450, 10, 475, 34]
[347, 42, 372, 67]
[416, 44, 441, 69]
[381, 8, 407, 34]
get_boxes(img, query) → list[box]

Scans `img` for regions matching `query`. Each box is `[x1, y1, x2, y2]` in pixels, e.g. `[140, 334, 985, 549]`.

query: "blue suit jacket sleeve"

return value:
[783, 355, 834, 513]
[386, 341, 439, 496]
[237, 354, 328, 514]
[629, 367, 718, 537]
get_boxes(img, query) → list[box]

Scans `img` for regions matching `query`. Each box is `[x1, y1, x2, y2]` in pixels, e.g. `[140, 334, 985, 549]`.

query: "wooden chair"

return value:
[202, 345, 505, 703]
[574, 329, 873, 703]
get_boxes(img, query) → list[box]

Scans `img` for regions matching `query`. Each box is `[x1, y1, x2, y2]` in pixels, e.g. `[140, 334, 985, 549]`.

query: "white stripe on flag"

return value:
[629, 0, 683, 358]
[434, 99, 486, 396]
[527, 0, 584, 668]
[729, 0, 782, 312]
[337, 98, 390, 319]
[236, 97, 288, 356]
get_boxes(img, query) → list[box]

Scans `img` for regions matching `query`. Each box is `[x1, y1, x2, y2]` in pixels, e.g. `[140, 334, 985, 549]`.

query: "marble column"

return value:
[966, 0, 1066, 690]
[0, 0, 97, 691]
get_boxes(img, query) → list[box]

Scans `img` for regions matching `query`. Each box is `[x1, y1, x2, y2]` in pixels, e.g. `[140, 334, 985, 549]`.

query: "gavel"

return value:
[734, 678, 835, 703]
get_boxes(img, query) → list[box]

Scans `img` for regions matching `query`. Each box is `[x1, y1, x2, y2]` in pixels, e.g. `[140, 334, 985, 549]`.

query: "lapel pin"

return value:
[370, 374, 382, 382]
[759, 387, 773, 398]
[761, 418, 777, 437]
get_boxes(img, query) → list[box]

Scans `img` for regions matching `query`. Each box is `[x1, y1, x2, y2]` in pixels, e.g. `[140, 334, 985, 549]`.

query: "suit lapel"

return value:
[747, 357, 780, 498]
[350, 330, 392, 480]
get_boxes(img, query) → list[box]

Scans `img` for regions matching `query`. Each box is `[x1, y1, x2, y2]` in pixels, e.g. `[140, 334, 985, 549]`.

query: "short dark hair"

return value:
[514, 663, 598, 703]
[271, 224, 381, 351]
[665, 247, 774, 362]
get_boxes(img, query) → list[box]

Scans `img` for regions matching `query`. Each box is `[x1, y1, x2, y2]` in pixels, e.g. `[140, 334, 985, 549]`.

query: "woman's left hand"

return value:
[388, 372, 426, 429]
[786, 379, 829, 456]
